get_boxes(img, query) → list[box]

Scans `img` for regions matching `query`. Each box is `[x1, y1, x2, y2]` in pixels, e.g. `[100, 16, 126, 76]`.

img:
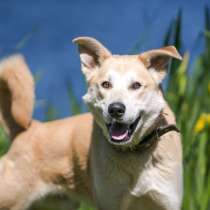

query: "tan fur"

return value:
[0, 38, 182, 210]
[0, 55, 34, 139]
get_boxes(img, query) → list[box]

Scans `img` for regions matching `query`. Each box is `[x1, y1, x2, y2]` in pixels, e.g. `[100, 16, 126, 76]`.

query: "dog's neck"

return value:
[142, 103, 176, 138]
[94, 103, 178, 152]
[132, 113, 179, 152]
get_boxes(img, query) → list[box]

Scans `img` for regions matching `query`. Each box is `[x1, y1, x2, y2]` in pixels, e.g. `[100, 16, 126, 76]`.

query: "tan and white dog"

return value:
[0, 37, 183, 210]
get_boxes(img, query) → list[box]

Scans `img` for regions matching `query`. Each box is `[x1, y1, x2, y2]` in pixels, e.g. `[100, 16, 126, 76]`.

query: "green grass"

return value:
[0, 127, 9, 156]
[1, 8, 210, 210]
[163, 8, 210, 210]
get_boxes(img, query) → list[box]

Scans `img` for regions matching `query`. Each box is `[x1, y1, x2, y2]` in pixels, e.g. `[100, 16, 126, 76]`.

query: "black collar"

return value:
[115, 115, 180, 152]
[135, 124, 180, 151]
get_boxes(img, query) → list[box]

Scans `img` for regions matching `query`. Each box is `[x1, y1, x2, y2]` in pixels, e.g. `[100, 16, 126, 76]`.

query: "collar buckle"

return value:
[155, 128, 161, 140]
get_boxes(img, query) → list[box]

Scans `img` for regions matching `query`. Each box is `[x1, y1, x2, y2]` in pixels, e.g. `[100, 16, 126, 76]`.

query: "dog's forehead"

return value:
[98, 55, 154, 82]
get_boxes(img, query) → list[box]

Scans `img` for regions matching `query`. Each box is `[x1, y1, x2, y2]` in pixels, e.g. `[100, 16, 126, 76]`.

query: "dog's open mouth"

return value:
[106, 116, 141, 143]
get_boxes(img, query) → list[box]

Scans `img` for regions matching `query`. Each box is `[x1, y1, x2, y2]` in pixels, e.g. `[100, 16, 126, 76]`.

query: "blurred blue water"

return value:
[0, 0, 209, 120]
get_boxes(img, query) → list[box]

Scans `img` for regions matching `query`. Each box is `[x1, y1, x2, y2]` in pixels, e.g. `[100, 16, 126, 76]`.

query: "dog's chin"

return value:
[106, 115, 141, 146]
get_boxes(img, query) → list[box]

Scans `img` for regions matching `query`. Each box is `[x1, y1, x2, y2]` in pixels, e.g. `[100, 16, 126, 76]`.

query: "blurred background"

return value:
[0, 0, 210, 210]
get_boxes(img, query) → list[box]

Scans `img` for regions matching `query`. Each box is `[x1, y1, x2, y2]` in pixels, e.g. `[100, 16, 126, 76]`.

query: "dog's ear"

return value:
[73, 37, 111, 80]
[139, 46, 182, 83]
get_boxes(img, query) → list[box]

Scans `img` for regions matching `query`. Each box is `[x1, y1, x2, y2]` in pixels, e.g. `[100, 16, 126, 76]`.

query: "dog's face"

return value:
[74, 37, 181, 148]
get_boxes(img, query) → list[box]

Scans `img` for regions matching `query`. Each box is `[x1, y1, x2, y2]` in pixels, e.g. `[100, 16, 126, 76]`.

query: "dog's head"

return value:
[73, 37, 181, 148]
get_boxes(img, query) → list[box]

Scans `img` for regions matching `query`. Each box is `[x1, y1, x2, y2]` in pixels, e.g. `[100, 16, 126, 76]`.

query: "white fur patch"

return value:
[149, 67, 167, 84]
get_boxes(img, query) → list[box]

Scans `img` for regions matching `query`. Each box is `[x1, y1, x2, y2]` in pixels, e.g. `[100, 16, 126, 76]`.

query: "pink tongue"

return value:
[109, 123, 129, 141]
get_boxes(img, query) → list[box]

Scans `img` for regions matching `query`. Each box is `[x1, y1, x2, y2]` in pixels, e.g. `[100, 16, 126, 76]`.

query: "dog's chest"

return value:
[90, 139, 181, 210]
[91, 142, 152, 207]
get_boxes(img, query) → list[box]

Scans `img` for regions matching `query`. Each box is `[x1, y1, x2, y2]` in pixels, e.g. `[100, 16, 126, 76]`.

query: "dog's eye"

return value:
[101, 81, 112, 89]
[130, 82, 142, 90]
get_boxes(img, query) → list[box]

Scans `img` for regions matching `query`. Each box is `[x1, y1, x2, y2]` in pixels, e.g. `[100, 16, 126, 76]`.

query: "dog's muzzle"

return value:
[106, 115, 141, 143]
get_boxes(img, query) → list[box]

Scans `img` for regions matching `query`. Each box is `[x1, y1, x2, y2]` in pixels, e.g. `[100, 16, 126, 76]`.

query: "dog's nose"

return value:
[108, 102, 126, 118]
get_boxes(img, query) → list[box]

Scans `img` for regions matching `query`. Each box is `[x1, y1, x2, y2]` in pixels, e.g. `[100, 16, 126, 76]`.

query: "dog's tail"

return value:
[0, 55, 35, 140]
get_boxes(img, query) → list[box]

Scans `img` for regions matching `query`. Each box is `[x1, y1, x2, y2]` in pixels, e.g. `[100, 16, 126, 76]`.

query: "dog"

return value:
[0, 37, 183, 210]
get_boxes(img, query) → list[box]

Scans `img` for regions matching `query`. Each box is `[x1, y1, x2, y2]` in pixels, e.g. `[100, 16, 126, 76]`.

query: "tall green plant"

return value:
[164, 7, 210, 210]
